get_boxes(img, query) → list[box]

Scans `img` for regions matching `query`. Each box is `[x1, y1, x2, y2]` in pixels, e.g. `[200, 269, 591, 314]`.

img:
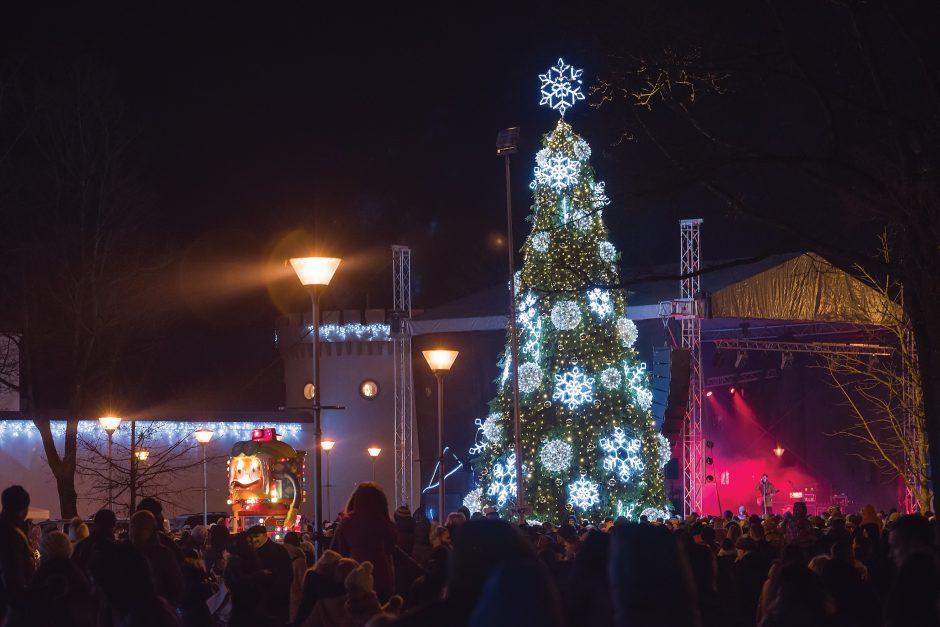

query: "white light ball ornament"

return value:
[480, 413, 506, 443]
[540, 439, 573, 473]
[518, 362, 543, 393]
[463, 487, 485, 513]
[634, 387, 654, 411]
[600, 367, 622, 389]
[551, 301, 582, 331]
[531, 232, 550, 253]
[599, 241, 617, 264]
[616, 317, 638, 347]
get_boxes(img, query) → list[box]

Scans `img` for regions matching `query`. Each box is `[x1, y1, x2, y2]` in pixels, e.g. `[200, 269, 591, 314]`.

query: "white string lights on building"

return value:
[305, 323, 391, 342]
[0, 420, 303, 443]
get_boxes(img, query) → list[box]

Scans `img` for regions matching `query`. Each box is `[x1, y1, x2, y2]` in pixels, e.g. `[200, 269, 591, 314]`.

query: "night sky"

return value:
[1, 3, 849, 410]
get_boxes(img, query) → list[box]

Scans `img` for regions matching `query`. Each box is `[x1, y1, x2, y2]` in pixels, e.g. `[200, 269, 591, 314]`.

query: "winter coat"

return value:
[331, 515, 397, 601]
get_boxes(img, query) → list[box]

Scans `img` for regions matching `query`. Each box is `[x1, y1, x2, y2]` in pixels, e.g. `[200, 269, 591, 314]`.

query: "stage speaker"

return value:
[652, 347, 691, 438]
[664, 458, 679, 480]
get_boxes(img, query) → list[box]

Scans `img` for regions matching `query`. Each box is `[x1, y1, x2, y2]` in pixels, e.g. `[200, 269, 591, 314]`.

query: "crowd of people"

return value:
[1, 481, 939, 627]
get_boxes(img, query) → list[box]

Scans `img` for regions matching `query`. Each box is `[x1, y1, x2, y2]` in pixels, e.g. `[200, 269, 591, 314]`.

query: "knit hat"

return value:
[335, 558, 359, 585]
[44, 531, 73, 560]
[312, 549, 342, 576]
[394, 505, 411, 518]
[345, 561, 375, 598]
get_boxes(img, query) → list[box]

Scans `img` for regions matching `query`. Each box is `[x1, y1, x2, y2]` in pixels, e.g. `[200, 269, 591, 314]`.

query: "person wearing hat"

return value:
[247, 524, 293, 625]
[482, 506, 499, 520]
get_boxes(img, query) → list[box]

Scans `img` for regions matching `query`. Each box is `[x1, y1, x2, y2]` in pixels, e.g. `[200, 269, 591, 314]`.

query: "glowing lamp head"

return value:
[194, 429, 214, 445]
[321, 439, 336, 451]
[134, 449, 150, 461]
[98, 416, 123, 432]
[705, 390, 713, 398]
[773, 444, 785, 458]
[728, 387, 736, 395]
[289, 257, 341, 286]
[422, 349, 459, 373]
[367, 447, 381, 458]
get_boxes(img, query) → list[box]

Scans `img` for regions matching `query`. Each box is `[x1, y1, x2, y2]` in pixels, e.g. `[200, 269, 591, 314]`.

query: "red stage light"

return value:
[729, 387, 736, 395]
[705, 390, 714, 398]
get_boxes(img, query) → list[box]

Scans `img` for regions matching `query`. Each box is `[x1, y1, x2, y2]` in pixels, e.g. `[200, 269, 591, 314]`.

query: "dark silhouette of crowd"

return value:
[2, 482, 939, 627]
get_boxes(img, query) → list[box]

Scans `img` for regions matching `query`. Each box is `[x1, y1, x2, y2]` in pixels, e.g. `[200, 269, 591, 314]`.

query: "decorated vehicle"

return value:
[227, 428, 306, 533]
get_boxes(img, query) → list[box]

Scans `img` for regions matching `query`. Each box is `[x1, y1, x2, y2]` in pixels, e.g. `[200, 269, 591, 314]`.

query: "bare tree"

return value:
[75, 422, 219, 517]
[822, 241, 931, 511]
[592, 0, 940, 503]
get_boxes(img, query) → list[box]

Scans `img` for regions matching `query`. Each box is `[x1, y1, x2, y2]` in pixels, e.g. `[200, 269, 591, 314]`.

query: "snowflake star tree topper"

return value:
[539, 58, 585, 117]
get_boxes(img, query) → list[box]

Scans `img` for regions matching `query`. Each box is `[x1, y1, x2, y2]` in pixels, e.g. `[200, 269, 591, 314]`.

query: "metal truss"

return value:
[680, 219, 704, 516]
[392, 246, 415, 509]
[713, 338, 892, 356]
[704, 368, 779, 388]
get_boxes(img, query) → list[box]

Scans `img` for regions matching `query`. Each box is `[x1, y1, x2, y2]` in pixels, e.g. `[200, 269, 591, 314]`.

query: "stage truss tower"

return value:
[680, 219, 705, 516]
[392, 245, 416, 509]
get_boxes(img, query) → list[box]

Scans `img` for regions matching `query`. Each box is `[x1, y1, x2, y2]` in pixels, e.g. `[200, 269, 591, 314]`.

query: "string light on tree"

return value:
[539, 57, 585, 117]
[463, 487, 486, 513]
[633, 387, 654, 411]
[531, 231, 550, 253]
[553, 366, 595, 410]
[640, 507, 673, 522]
[616, 317, 639, 346]
[599, 241, 618, 264]
[479, 413, 506, 443]
[551, 301, 582, 330]
[592, 181, 610, 210]
[568, 477, 600, 509]
[657, 434, 672, 468]
[540, 439, 574, 473]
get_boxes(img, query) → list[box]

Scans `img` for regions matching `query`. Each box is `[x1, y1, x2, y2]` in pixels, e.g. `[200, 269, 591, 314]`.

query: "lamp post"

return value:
[290, 255, 341, 558]
[322, 439, 335, 521]
[422, 349, 459, 524]
[367, 447, 381, 481]
[193, 429, 214, 526]
[98, 416, 123, 509]
[496, 127, 526, 523]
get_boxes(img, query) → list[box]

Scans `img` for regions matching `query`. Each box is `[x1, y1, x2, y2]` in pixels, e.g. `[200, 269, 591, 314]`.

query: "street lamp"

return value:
[98, 416, 123, 509]
[322, 439, 335, 521]
[194, 429, 214, 526]
[496, 127, 526, 523]
[134, 449, 150, 462]
[423, 349, 459, 524]
[367, 447, 381, 481]
[290, 255, 341, 558]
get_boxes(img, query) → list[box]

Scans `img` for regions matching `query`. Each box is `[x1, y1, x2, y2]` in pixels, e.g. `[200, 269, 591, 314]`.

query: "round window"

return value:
[360, 379, 380, 400]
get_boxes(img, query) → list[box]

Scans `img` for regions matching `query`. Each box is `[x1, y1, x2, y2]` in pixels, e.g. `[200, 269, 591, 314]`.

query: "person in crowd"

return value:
[565, 530, 614, 627]
[282, 531, 308, 623]
[224, 533, 280, 627]
[0, 485, 35, 624]
[759, 563, 832, 627]
[411, 512, 432, 566]
[69, 516, 90, 546]
[608, 523, 701, 627]
[72, 508, 117, 578]
[247, 525, 294, 625]
[92, 541, 181, 627]
[685, 539, 732, 627]
[179, 550, 213, 627]
[130, 509, 185, 608]
[732, 536, 765, 627]
[392, 519, 535, 626]
[467, 556, 563, 627]
[407, 545, 448, 609]
[293, 550, 357, 626]
[394, 505, 416, 556]
[138, 497, 184, 561]
[203, 523, 230, 578]
[331, 482, 397, 602]
[884, 549, 940, 627]
[887, 513, 934, 568]
[26, 530, 95, 627]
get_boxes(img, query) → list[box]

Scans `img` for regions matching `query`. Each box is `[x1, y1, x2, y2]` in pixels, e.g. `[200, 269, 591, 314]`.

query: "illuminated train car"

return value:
[228, 428, 306, 533]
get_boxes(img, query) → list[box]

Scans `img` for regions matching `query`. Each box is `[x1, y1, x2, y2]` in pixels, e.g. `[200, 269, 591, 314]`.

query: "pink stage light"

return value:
[729, 387, 736, 395]
[705, 390, 714, 398]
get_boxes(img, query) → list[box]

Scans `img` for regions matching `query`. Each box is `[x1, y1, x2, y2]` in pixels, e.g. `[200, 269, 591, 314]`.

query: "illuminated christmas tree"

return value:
[467, 59, 671, 522]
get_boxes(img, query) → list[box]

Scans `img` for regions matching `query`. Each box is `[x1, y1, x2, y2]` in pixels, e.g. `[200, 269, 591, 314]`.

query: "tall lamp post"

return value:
[367, 447, 381, 481]
[322, 439, 335, 521]
[422, 349, 459, 524]
[98, 416, 123, 509]
[496, 127, 526, 523]
[289, 255, 341, 557]
[194, 429, 214, 526]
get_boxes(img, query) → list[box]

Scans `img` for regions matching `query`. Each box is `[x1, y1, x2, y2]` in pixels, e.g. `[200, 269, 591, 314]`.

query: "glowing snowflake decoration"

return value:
[657, 433, 672, 467]
[551, 300, 582, 330]
[539, 58, 585, 117]
[540, 439, 573, 473]
[600, 367, 622, 389]
[533, 155, 579, 191]
[553, 366, 595, 410]
[568, 477, 600, 509]
[588, 288, 613, 317]
[500, 356, 511, 387]
[639, 507, 672, 522]
[617, 501, 638, 520]
[600, 427, 645, 482]
[535, 147, 551, 170]
[592, 181, 610, 209]
[616, 317, 638, 346]
[633, 386, 653, 411]
[488, 453, 523, 507]
[518, 362, 543, 393]
[463, 488, 486, 513]
[531, 231, 549, 253]
[623, 362, 647, 389]
[517, 292, 538, 327]
[599, 241, 617, 264]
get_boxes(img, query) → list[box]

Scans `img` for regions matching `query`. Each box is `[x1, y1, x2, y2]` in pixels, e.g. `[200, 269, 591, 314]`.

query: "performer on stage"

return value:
[756, 474, 778, 516]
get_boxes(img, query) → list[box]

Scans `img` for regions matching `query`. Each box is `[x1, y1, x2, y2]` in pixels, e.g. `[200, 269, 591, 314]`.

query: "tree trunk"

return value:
[53, 461, 79, 519]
